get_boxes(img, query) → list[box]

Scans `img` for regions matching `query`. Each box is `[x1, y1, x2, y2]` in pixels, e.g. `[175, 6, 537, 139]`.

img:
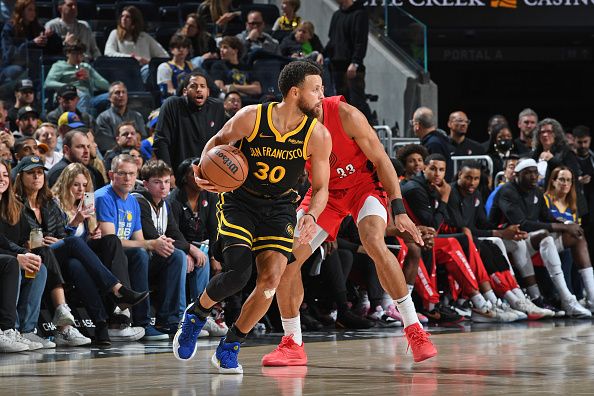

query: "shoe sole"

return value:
[262, 357, 308, 366]
[413, 349, 438, 363]
[211, 351, 243, 374]
[55, 339, 92, 347]
[261, 350, 308, 366]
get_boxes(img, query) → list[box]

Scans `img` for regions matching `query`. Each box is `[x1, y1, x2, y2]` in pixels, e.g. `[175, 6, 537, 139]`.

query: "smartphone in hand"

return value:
[83, 192, 95, 214]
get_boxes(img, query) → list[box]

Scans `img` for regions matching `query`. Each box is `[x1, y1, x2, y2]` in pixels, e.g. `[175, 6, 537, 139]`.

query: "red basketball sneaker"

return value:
[261, 335, 308, 366]
[404, 323, 437, 363]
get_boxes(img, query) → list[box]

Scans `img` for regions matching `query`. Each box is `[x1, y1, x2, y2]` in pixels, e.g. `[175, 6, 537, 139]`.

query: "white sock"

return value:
[395, 294, 420, 328]
[540, 236, 572, 301]
[471, 293, 488, 310]
[579, 267, 594, 303]
[407, 284, 414, 295]
[281, 316, 302, 346]
[551, 274, 573, 301]
[512, 288, 526, 300]
[526, 284, 540, 299]
[483, 290, 498, 305]
[504, 290, 520, 305]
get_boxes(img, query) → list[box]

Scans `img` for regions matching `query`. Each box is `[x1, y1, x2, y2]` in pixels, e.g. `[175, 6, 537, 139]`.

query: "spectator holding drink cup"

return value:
[44, 41, 111, 115]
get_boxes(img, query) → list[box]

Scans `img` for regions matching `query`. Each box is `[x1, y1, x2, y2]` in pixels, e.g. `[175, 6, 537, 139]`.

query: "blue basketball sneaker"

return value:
[173, 303, 206, 361]
[211, 337, 243, 374]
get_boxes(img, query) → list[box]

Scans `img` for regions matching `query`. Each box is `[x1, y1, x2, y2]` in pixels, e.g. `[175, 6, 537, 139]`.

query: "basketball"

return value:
[198, 145, 248, 192]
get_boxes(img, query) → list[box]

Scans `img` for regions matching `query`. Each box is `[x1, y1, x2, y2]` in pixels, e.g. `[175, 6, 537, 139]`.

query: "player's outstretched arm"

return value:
[297, 121, 332, 244]
[338, 102, 423, 246]
[194, 105, 259, 192]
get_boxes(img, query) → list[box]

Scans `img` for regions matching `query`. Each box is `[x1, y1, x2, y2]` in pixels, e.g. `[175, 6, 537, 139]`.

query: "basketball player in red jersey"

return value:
[262, 95, 437, 366]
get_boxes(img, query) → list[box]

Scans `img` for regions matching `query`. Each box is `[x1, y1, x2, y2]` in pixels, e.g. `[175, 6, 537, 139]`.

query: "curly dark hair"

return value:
[396, 144, 429, 165]
[278, 60, 322, 98]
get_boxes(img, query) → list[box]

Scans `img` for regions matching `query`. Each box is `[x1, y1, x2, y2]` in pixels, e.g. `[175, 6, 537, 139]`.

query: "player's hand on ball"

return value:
[394, 213, 424, 246]
[192, 162, 221, 193]
[297, 213, 317, 244]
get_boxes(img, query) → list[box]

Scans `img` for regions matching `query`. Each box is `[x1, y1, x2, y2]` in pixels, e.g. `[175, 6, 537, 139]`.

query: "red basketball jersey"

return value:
[305, 95, 375, 190]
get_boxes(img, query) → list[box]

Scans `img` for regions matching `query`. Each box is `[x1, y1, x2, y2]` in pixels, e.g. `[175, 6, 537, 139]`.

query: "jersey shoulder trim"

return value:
[246, 104, 263, 142]
[302, 118, 317, 159]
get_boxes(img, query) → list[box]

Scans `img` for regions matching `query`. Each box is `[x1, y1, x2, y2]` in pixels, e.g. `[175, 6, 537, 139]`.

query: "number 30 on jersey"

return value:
[253, 162, 286, 183]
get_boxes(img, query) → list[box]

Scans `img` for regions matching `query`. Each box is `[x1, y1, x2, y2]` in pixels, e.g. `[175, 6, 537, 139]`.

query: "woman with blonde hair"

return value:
[52, 163, 146, 315]
[544, 166, 579, 224]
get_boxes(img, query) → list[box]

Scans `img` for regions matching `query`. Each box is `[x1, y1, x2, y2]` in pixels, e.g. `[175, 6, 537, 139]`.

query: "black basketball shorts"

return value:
[215, 188, 298, 259]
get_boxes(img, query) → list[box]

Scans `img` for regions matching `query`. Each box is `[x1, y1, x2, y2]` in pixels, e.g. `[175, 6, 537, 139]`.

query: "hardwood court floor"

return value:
[3, 321, 594, 395]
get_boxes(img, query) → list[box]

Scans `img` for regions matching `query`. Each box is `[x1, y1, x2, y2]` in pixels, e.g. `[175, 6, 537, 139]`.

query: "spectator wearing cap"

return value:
[12, 106, 39, 139]
[34, 123, 63, 169]
[47, 84, 95, 130]
[47, 129, 105, 189]
[56, 111, 84, 152]
[44, 42, 110, 116]
[140, 109, 158, 162]
[103, 121, 139, 172]
[44, 0, 101, 61]
[95, 82, 146, 153]
[6, 79, 37, 129]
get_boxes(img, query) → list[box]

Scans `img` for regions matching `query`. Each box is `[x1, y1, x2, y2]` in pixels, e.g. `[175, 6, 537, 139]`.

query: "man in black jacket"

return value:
[325, 0, 372, 121]
[411, 107, 454, 182]
[134, 160, 226, 336]
[153, 71, 225, 172]
[489, 158, 593, 317]
[448, 160, 551, 319]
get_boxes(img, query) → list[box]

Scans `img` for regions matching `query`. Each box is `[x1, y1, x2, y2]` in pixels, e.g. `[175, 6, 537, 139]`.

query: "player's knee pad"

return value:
[206, 245, 253, 301]
[540, 236, 563, 277]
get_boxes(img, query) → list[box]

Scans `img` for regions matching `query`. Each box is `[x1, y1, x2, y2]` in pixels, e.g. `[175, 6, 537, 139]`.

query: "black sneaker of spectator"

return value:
[336, 310, 374, 329]
[300, 307, 323, 331]
[423, 303, 464, 324]
[94, 321, 111, 347]
[154, 323, 179, 335]
[113, 287, 150, 310]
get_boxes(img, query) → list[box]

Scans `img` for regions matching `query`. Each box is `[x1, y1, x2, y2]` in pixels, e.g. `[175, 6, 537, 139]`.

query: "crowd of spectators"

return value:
[0, 0, 593, 356]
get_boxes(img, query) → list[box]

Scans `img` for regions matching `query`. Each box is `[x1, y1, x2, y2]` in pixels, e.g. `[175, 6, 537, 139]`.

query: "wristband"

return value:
[390, 198, 406, 217]
[303, 213, 317, 223]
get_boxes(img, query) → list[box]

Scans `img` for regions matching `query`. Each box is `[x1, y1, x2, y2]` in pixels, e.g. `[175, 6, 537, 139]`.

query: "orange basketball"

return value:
[199, 145, 248, 192]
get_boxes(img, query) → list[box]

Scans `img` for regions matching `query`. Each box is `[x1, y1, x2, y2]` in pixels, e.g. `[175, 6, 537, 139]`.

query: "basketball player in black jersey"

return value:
[173, 61, 332, 374]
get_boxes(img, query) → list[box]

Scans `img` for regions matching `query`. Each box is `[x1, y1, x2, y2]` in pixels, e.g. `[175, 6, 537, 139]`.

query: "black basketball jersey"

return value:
[238, 102, 317, 197]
